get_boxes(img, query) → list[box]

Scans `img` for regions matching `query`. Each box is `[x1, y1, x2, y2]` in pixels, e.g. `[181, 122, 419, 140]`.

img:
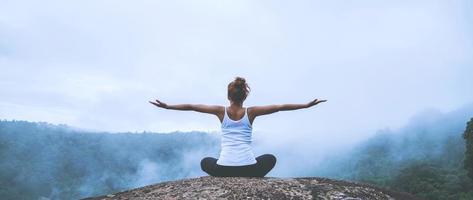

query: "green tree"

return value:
[464, 118, 473, 180]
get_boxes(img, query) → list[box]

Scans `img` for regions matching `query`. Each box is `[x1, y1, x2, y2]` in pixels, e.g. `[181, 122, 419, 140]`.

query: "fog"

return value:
[315, 103, 473, 178]
[1, 103, 471, 199]
[1, 0, 472, 144]
[1, 1, 473, 199]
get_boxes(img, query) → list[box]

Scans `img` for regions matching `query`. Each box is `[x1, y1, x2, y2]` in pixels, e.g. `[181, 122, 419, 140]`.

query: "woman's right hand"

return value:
[149, 99, 169, 109]
[307, 99, 327, 107]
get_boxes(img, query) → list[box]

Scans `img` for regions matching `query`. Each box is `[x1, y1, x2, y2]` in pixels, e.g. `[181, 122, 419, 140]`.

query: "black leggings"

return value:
[200, 154, 276, 177]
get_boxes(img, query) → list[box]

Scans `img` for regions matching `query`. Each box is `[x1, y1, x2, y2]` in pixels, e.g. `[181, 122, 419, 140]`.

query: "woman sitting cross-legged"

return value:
[149, 76, 326, 177]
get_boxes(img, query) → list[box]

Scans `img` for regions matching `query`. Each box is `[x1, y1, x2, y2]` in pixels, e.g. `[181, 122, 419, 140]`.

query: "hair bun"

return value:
[234, 77, 246, 86]
[228, 76, 250, 103]
[234, 78, 246, 91]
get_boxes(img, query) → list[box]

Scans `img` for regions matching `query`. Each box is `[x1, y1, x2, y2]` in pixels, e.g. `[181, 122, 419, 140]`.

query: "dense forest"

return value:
[0, 121, 219, 199]
[1, 105, 472, 200]
[317, 108, 473, 200]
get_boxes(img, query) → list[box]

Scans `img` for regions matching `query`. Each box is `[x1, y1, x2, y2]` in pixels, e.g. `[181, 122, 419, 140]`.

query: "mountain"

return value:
[315, 106, 473, 200]
[82, 176, 420, 200]
[1, 104, 472, 200]
[0, 120, 219, 200]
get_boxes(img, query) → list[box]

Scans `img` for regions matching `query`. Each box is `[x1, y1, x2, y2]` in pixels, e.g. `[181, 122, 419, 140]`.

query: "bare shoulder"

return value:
[247, 106, 260, 118]
[211, 105, 225, 114]
[208, 105, 225, 109]
[247, 106, 260, 116]
[247, 105, 263, 111]
[191, 104, 224, 115]
[215, 105, 225, 122]
[248, 105, 279, 112]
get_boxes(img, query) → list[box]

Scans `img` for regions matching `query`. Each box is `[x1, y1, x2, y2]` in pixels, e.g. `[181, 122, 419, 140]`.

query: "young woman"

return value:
[149, 77, 326, 177]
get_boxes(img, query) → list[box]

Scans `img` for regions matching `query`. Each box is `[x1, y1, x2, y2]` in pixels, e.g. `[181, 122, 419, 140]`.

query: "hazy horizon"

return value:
[1, 1, 473, 199]
[1, 0, 473, 149]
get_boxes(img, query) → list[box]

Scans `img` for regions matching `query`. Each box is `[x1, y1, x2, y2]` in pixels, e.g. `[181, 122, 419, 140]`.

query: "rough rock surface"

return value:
[83, 176, 421, 200]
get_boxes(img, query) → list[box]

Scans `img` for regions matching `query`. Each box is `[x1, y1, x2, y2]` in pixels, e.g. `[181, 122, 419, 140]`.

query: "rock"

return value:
[82, 176, 421, 200]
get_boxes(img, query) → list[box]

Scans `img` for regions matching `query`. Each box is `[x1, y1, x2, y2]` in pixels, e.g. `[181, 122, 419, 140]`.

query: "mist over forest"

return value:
[0, 123, 219, 199]
[316, 104, 473, 199]
[1, 104, 472, 200]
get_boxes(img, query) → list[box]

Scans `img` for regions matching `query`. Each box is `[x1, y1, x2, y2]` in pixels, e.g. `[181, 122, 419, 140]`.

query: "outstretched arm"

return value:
[148, 99, 221, 115]
[251, 98, 327, 117]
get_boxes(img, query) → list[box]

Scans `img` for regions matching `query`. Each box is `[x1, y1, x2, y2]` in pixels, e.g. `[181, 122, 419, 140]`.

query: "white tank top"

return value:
[217, 107, 257, 166]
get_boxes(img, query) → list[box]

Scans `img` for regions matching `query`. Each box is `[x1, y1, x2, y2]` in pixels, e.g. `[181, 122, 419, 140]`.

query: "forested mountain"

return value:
[317, 107, 473, 200]
[0, 120, 219, 200]
[1, 105, 472, 200]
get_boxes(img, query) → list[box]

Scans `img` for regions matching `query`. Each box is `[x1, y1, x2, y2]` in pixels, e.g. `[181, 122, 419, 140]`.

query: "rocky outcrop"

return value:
[83, 176, 420, 200]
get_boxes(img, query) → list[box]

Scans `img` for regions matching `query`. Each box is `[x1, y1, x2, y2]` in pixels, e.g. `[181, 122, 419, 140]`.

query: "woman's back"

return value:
[217, 107, 257, 166]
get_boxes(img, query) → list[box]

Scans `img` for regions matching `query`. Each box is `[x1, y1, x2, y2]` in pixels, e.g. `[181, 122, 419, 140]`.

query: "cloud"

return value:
[0, 0, 472, 148]
[133, 159, 162, 187]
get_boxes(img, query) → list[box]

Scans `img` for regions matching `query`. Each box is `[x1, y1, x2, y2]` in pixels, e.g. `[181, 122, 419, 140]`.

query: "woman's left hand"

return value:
[307, 99, 327, 107]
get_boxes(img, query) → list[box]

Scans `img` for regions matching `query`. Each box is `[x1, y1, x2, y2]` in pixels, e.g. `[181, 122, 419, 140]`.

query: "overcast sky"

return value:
[1, 0, 472, 146]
